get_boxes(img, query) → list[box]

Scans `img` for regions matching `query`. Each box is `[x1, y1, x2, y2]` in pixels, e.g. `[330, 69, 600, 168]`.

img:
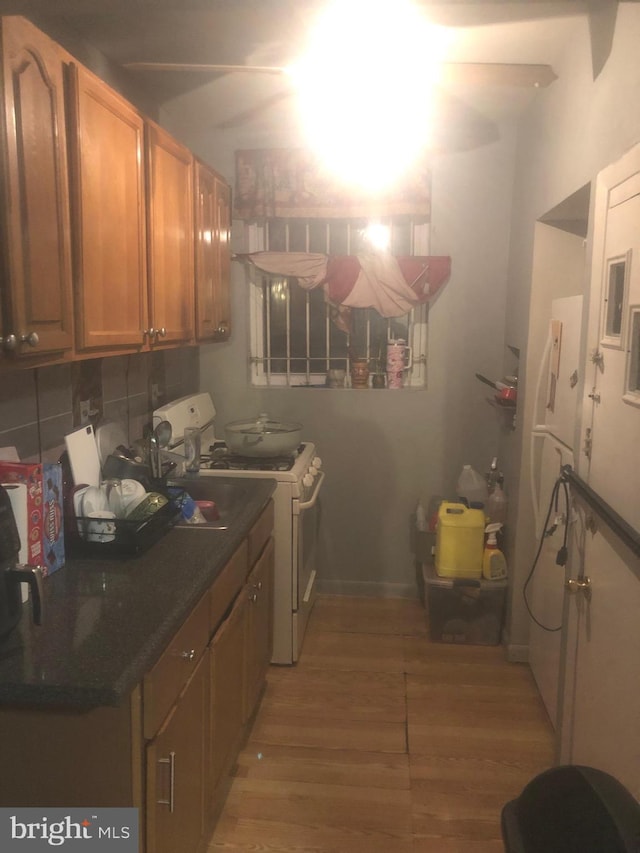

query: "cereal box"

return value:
[0, 461, 65, 575]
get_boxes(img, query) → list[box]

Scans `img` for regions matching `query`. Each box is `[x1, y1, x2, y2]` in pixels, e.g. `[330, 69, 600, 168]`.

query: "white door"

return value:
[580, 152, 640, 527]
[558, 144, 640, 799]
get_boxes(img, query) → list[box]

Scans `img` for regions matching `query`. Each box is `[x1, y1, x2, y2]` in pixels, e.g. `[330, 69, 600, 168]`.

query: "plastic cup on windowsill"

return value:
[326, 369, 346, 388]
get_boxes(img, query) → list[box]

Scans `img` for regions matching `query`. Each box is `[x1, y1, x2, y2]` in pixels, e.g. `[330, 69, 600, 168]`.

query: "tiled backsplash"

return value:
[0, 348, 199, 464]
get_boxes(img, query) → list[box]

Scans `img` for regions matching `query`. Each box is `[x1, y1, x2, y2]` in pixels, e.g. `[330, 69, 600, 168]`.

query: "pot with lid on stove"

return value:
[0, 484, 44, 639]
[225, 413, 303, 458]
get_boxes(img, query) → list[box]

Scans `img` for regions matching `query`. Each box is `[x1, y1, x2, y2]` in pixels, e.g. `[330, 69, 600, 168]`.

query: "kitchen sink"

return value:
[169, 478, 249, 531]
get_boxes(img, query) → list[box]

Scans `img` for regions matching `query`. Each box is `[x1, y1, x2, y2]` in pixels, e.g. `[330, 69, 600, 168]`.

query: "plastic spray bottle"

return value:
[482, 522, 508, 580]
[415, 501, 427, 532]
[486, 481, 508, 525]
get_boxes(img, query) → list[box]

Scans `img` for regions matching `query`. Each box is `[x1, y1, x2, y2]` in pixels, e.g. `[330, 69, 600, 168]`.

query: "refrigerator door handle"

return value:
[530, 330, 553, 534]
[530, 430, 547, 536]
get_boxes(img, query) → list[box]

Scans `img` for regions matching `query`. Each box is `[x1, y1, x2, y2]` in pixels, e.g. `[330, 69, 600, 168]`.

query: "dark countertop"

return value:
[0, 476, 275, 709]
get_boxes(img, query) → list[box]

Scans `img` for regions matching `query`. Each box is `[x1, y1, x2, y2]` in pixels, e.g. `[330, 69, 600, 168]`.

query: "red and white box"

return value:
[0, 461, 65, 576]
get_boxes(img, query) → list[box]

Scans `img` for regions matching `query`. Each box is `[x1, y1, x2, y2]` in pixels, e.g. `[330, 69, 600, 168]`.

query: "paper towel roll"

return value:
[2, 482, 29, 603]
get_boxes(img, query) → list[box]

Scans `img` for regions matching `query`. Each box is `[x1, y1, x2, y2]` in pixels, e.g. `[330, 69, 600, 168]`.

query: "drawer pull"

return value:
[180, 649, 196, 661]
[157, 751, 176, 812]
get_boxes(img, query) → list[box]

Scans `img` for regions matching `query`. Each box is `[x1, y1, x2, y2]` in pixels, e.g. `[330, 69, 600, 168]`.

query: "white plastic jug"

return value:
[456, 464, 488, 507]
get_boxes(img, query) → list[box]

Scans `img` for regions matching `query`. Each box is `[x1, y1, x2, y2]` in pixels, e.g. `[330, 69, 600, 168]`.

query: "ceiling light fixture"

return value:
[290, 0, 448, 193]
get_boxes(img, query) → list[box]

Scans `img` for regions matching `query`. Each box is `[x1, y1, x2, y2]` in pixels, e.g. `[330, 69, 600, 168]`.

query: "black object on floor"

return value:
[501, 765, 640, 852]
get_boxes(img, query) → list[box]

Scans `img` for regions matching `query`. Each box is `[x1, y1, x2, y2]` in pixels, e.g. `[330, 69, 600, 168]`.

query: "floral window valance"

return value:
[234, 148, 431, 220]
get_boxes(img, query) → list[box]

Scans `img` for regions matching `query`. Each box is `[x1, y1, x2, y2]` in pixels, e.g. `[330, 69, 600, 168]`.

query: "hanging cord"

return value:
[523, 474, 571, 632]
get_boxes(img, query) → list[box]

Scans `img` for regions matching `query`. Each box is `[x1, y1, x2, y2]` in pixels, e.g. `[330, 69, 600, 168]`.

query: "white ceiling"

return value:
[155, 6, 587, 150]
[438, 15, 584, 123]
[8, 1, 597, 145]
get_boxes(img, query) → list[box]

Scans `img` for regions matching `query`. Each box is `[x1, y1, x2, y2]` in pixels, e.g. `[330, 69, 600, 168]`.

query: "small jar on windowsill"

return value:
[350, 359, 370, 388]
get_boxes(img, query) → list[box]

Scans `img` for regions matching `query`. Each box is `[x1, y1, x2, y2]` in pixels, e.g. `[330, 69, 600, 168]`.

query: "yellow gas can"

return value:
[435, 501, 485, 578]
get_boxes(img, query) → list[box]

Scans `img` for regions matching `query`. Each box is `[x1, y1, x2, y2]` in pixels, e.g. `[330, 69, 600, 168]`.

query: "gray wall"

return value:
[163, 96, 517, 595]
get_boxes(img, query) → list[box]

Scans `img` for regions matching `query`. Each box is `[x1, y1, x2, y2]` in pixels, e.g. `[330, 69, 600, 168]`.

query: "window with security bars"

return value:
[246, 217, 430, 387]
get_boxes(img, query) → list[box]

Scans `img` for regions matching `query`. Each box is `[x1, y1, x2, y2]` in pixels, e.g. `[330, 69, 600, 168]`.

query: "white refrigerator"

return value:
[527, 294, 583, 728]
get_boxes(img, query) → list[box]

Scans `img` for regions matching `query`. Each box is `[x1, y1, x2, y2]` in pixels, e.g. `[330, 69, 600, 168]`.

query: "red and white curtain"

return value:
[236, 250, 451, 324]
[234, 148, 451, 327]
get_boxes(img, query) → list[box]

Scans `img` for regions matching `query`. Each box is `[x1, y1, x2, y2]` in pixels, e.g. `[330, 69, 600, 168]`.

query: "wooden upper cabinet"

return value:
[0, 16, 73, 359]
[146, 122, 195, 347]
[194, 160, 231, 342]
[68, 63, 148, 352]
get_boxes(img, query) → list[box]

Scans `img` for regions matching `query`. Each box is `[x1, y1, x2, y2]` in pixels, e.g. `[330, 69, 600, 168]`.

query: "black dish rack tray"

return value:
[66, 488, 186, 558]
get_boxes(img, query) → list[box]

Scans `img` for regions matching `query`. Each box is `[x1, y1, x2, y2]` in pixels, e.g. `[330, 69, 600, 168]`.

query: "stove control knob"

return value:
[311, 456, 322, 470]
[303, 473, 314, 489]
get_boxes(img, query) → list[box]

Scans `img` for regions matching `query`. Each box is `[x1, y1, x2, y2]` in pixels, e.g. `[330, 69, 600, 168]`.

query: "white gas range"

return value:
[154, 393, 323, 664]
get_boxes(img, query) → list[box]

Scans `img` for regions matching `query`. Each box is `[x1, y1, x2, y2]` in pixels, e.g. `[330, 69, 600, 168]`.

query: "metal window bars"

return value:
[247, 218, 429, 387]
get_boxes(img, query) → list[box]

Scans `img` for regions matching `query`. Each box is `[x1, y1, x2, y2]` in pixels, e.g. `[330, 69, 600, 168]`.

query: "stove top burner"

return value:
[202, 442, 304, 472]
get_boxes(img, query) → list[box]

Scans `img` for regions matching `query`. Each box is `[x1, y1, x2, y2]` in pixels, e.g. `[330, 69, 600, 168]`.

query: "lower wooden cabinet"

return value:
[207, 534, 275, 824]
[146, 654, 206, 853]
[208, 586, 247, 800]
[0, 500, 275, 853]
[244, 537, 274, 721]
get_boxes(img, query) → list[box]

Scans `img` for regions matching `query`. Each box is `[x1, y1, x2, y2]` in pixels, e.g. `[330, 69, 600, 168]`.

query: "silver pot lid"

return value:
[225, 412, 302, 436]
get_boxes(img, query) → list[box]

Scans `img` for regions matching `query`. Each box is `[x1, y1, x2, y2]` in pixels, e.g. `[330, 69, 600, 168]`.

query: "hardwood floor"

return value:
[207, 595, 555, 852]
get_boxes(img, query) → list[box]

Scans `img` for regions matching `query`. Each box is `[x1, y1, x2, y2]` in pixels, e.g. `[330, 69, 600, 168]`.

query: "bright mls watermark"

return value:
[0, 809, 138, 850]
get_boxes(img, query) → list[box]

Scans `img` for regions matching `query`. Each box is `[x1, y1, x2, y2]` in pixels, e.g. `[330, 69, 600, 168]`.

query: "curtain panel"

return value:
[234, 148, 431, 220]
[237, 250, 451, 330]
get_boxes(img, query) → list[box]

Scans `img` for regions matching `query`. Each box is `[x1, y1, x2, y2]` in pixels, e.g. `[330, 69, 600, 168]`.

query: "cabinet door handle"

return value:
[216, 321, 229, 335]
[3, 331, 39, 351]
[157, 751, 176, 813]
[155, 327, 167, 339]
[143, 328, 155, 338]
[179, 649, 196, 661]
[249, 592, 258, 603]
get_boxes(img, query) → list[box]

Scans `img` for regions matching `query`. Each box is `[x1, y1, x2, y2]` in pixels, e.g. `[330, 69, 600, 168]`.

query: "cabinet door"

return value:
[208, 588, 246, 803]
[214, 175, 232, 340]
[146, 123, 194, 347]
[0, 17, 73, 358]
[194, 162, 231, 342]
[194, 161, 216, 341]
[146, 655, 206, 853]
[244, 537, 274, 721]
[69, 63, 147, 351]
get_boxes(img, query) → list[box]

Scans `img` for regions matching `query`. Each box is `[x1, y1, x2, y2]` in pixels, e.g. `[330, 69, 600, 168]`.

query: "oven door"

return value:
[291, 471, 324, 661]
